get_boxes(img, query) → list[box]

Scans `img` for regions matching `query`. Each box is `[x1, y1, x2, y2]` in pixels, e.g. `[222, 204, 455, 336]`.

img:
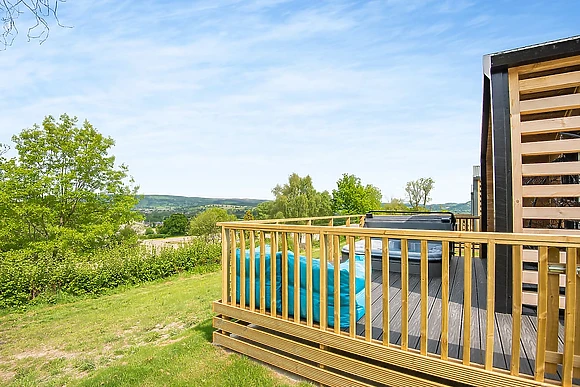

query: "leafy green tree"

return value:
[331, 173, 382, 215]
[243, 210, 254, 221]
[405, 177, 435, 210]
[270, 173, 333, 219]
[382, 198, 409, 211]
[0, 114, 140, 253]
[253, 201, 276, 220]
[158, 213, 188, 236]
[188, 208, 236, 241]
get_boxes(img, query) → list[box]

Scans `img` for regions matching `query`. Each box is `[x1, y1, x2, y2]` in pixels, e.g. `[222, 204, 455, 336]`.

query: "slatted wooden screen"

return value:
[508, 55, 580, 308]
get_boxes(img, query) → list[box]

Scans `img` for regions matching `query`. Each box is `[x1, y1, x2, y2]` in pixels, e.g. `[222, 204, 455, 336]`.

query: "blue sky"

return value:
[0, 0, 578, 203]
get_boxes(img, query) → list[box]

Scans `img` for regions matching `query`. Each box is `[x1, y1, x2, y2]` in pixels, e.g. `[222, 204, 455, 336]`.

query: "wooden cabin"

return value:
[480, 36, 580, 313]
[213, 37, 580, 387]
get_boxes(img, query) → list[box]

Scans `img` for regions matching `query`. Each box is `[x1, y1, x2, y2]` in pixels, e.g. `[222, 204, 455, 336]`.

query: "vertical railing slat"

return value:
[259, 231, 266, 314]
[441, 240, 449, 360]
[249, 230, 256, 311]
[240, 231, 246, 308]
[575, 248, 580, 380]
[535, 246, 548, 382]
[563, 247, 577, 385]
[349, 236, 356, 337]
[334, 234, 341, 334]
[546, 247, 560, 374]
[282, 233, 288, 319]
[230, 229, 237, 307]
[364, 236, 372, 342]
[221, 227, 229, 304]
[294, 232, 300, 324]
[320, 232, 328, 330]
[271, 232, 278, 316]
[401, 238, 409, 350]
[382, 237, 390, 346]
[306, 233, 313, 327]
[420, 239, 428, 355]
[485, 241, 496, 370]
[511, 244, 522, 375]
[463, 242, 472, 365]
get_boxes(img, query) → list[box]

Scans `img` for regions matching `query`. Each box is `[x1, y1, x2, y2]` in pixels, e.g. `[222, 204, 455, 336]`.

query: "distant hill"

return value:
[135, 195, 267, 222]
[426, 201, 471, 214]
[136, 195, 266, 211]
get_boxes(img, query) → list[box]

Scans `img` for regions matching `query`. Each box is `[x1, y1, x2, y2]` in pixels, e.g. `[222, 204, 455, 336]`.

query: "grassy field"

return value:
[0, 271, 309, 387]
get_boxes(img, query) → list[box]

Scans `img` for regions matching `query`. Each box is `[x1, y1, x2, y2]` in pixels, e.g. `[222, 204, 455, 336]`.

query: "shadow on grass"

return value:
[193, 318, 215, 342]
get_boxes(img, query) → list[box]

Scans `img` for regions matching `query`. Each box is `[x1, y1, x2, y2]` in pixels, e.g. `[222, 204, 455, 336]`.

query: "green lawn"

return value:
[0, 271, 309, 387]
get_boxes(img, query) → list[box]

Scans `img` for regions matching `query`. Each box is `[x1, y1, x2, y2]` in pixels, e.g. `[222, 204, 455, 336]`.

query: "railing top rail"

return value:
[238, 214, 364, 224]
[217, 220, 580, 247]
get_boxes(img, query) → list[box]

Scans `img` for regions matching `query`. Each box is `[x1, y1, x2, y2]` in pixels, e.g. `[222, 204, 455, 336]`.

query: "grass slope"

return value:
[0, 272, 308, 387]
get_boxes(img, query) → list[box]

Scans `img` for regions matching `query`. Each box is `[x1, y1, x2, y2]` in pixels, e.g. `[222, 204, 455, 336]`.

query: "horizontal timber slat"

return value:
[521, 161, 580, 177]
[519, 71, 580, 93]
[522, 184, 580, 198]
[522, 291, 566, 309]
[523, 249, 566, 263]
[213, 301, 556, 387]
[520, 93, 580, 115]
[522, 207, 580, 220]
[522, 269, 566, 287]
[516, 55, 580, 75]
[214, 318, 446, 387]
[213, 332, 372, 387]
[523, 228, 580, 236]
[520, 116, 580, 135]
[521, 138, 580, 156]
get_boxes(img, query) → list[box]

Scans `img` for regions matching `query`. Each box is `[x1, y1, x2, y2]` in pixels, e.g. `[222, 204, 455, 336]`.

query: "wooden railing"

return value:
[213, 215, 580, 387]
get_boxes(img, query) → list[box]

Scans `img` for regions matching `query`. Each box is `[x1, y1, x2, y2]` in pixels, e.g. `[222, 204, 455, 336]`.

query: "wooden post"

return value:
[240, 231, 246, 309]
[511, 245, 522, 375]
[382, 237, 390, 346]
[306, 233, 313, 327]
[249, 230, 256, 311]
[401, 238, 409, 350]
[294, 232, 300, 324]
[463, 242, 472, 365]
[349, 236, 356, 338]
[271, 232, 278, 316]
[364, 236, 372, 342]
[230, 229, 237, 307]
[334, 234, 340, 334]
[282, 233, 288, 319]
[485, 241, 496, 370]
[441, 240, 450, 360]
[534, 246, 548, 381]
[259, 231, 266, 314]
[420, 239, 428, 355]
[546, 247, 560, 374]
[320, 232, 327, 330]
[562, 248, 577, 385]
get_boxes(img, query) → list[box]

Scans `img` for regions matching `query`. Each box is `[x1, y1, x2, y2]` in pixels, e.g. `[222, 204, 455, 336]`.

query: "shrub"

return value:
[0, 239, 221, 308]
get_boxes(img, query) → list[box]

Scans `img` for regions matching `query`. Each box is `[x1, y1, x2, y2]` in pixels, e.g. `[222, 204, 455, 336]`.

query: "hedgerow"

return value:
[0, 240, 221, 308]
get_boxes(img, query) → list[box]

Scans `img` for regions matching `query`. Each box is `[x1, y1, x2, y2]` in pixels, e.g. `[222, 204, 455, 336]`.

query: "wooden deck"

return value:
[354, 255, 566, 381]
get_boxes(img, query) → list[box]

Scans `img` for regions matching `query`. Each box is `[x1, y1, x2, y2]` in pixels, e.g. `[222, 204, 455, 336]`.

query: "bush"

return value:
[0, 239, 221, 308]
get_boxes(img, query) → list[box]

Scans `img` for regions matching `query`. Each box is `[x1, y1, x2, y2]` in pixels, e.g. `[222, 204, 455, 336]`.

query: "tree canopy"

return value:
[270, 173, 333, 219]
[405, 177, 435, 210]
[188, 207, 236, 240]
[332, 173, 382, 215]
[0, 114, 140, 253]
[158, 213, 188, 236]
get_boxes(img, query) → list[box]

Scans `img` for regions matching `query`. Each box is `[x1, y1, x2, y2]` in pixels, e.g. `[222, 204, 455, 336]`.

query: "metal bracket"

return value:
[548, 263, 580, 276]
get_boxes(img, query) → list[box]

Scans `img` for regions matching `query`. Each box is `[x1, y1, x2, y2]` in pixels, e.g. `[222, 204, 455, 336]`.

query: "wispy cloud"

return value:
[1, 0, 579, 202]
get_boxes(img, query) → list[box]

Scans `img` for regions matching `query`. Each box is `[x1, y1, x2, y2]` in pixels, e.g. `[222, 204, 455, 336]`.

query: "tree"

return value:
[188, 208, 236, 241]
[382, 198, 409, 211]
[332, 173, 382, 215]
[405, 177, 435, 210]
[1, 0, 69, 49]
[243, 210, 254, 221]
[158, 213, 188, 236]
[0, 114, 141, 253]
[270, 173, 333, 219]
